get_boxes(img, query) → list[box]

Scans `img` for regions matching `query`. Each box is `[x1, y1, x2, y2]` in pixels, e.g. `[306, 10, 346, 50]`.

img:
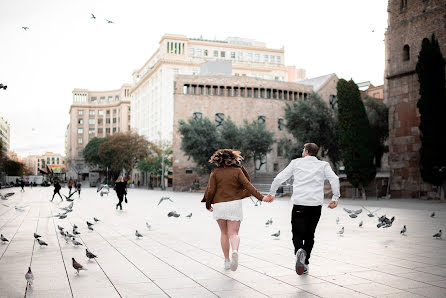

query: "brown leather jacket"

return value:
[201, 166, 264, 209]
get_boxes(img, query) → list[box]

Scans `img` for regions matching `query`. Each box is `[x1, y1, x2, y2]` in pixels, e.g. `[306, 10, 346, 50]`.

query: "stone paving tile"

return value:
[1, 187, 446, 297]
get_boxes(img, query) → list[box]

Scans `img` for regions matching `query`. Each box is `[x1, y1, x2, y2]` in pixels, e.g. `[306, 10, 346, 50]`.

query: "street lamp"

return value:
[0, 83, 7, 90]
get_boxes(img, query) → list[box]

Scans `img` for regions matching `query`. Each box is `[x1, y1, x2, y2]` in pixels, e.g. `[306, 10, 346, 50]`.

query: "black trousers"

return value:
[291, 204, 322, 265]
[52, 190, 63, 201]
[116, 194, 124, 209]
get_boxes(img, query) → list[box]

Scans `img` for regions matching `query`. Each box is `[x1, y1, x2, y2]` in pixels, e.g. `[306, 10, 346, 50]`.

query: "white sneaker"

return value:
[295, 249, 307, 275]
[303, 264, 309, 274]
[231, 252, 239, 271]
[224, 260, 231, 270]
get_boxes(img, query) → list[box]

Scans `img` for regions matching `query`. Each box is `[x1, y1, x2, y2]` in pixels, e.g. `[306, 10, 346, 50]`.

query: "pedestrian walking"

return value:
[68, 178, 74, 194]
[20, 179, 25, 192]
[202, 149, 271, 271]
[115, 176, 127, 210]
[137, 180, 140, 188]
[267, 143, 340, 275]
[76, 179, 82, 198]
[51, 180, 63, 202]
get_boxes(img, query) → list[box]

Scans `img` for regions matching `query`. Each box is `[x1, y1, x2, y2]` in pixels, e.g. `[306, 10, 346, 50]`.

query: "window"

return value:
[98, 128, 103, 134]
[115, 95, 119, 101]
[258, 115, 266, 125]
[278, 118, 284, 131]
[254, 54, 260, 62]
[91, 96, 97, 102]
[78, 137, 83, 144]
[98, 118, 103, 124]
[78, 119, 83, 125]
[183, 85, 189, 94]
[89, 110, 95, 116]
[100, 97, 105, 103]
[220, 51, 225, 58]
[47, 157, 50, 164]
[108, 96, 113, 102]
[185, 169, 193, 174]
[401, 0, 407, 9]
[106, 128, 110, 134]
[98, 110, 104, 116]
[264, 55, 269, 63]
[128, 115, 131, 121]
[52, 157, 55, 164]
[78, 110, 83, 115]
[270, 55, 275, 63]
[248, 53, 253, 61]
[113, 109, 117, 114]
[106, 118, 110, 124]
[57, 157, 59, 164]
[78, 128, 83, 134]
[213, 50, 218, 57]
[215, 113, 225, 127]
[89, 128, 94, 134]
[106, 110, 110, 115]
[189, 47, 195, 56]
[231, 52, 236, 59]
[329, 95, 337, 109]
[193, 112, 202, 120]
[113, 118, 117, 124]
[204, 49, 208, 56]
[196, 49, 202, 56]
[113, 127, 117, 133]
[277, 143, 283, 157]
[403, 44, 410, 61]
[276, 56, 281, 64]
[78, 151, 83, 157]
[237, 52, 243, 61]
[88, 119, 95, 125]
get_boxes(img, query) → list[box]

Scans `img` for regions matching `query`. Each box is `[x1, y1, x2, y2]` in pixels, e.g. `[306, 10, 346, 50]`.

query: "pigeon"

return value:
[158, 197, 173, 206]
[1, 234, 9, 242]
[336, 217, 340, 225]
[135, 230, 143, 238]
[377, 222, 384, 228]
[57, 225, 64, 231]
[363, 206, 380, 217]
[430, 212, 435, 218]
[63, 234, 71, 243]
[343, 208, 352, 214]
[73, 224, 78, 229]
[72, 258, 87, 274]
[354, 209, 363, 215]
[146, 222, 151, 230]
[22, 26, 29, 31]
[37, 239, 48, 247]
[86, 249, 97, 261]
[88, 225, 93, 231]
[94, 217, 100, 222]
[15, 206, 25, 212]
[72, 238, 83, 246]
[73, 229, 80, 235]
[337, 227, 344, 236]
[359, 220, 363, 227]
[97, 184, 109, 192]
[0, 192, 14, 200]
[172, 212, 180, 218]
[25, 267, 33, 286]
[167, 211, 180, 217]
[349, 213, 358, 218]
[433, 230, 442, 239]
[58, 214, 67, 219]
[33, 233, 41, 239]
[86, 221, 94, 227]
[66, 232, 74, 238]
[186, 213, 192, 218]
[59, 230, 66, 237]
[265, 218, 273, 225]
[271, 230, 280, 238]
[90, 13, 96, 19]
[106, 19, 114, 24]
[63, 192, 75, 201]
[400, 225, 407, 235]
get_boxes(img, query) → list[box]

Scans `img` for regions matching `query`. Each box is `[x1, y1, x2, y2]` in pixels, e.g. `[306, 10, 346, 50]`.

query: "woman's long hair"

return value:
[209, 149, 243, 167]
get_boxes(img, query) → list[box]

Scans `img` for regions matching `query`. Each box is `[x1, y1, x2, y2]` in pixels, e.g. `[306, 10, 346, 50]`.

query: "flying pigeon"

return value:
[57, 225, 64, 231]
[1, 234, 9, 242]
[0, 192, 14, 200]
[37, 239, 48, 247]
[336, 217, 340, 225]
[337, 227, 345, 236]
[433, 230, 442, 239]
[359, 220, 363, 227]
[430, 212, 435, 218]
[146, 222, 151, 230]
[94, 217, 100, 222]
[158, 197, 173, 206]
[72, 238, 83, 246]
[343, 208, 352, 214]
[135, 230, 143, 238]
[22, 27, 29, 31]
[97, 184, 109, 192]
[271, 230, 280, 238]
[33, 233, 41, 239]
[63, 191, 75, 201]
[90, 13, 96, 19]
[186, 213, 192, 218]
[86, 249, 97, 261]
[400, 225, 407, 235]
[363, 206, 380, 217]
[88, 225, 93, 231]
[86, 221, 94, 227]
[106, 19, 114, 24]
[72, 258, 87, 274]
[354, 209, 363, 215]
[25, 267, 34, 286]
[349, 213, 358, 218]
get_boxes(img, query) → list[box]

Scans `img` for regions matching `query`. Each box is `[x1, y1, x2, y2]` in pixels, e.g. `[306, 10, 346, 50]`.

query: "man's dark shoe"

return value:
[295, 248, 307, 275]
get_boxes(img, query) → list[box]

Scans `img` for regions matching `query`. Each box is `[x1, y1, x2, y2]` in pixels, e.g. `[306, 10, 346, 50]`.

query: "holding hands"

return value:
[263, 194, 275, 203]
[327, 201, 338, 209]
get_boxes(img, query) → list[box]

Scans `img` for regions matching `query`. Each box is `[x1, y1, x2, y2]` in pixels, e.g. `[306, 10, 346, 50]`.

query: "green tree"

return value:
[138, 142, 172, 177]
[416, 34, 446, 197]
[178, 118, 220, 174]
[363, 96, 389, 168]
[83, 137, 106, 168]
[98, 132, 150, 179]
[284, 92, 340, 168]
[219, 117, 243, 149]
[4, 159, 25, 176]
[337, 79, 376, 200]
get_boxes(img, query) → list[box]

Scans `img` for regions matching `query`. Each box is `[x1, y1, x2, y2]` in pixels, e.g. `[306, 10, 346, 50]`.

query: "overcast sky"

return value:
[0, 0, 388, 157]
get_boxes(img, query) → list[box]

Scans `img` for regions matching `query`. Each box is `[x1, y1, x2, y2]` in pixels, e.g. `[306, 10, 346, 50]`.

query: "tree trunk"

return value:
[360, 185, 367, 200]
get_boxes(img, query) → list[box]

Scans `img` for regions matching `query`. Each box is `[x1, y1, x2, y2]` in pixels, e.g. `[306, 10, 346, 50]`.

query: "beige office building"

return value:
[66, 85, 131, 178]
[131, 34, 293, 144]
[0, 116, 10, 156]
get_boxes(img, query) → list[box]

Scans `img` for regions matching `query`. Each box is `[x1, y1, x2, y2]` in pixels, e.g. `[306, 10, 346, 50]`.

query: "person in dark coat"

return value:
[51, 180, 63, 201]
[68, 178, 74, 194]
[115, 176, 127, 210]
[76, 179, 81, 198]
[20, 179, 25, 192]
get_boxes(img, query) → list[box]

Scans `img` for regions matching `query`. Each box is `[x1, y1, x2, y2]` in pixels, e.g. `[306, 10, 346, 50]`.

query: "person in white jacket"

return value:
[267, 143, 340, 275]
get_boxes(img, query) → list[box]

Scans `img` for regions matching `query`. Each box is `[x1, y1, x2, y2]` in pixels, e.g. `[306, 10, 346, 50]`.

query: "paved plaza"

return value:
[0, 186, 445, 298]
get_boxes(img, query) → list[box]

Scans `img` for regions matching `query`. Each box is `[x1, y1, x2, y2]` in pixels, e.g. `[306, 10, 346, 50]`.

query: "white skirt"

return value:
[213, 199, 243, 221]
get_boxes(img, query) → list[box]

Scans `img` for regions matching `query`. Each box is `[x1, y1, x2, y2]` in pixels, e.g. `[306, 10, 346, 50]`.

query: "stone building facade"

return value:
[385, 0, 446, 197]
[0, 116, 10, 156]
[172, 75, 313, 189]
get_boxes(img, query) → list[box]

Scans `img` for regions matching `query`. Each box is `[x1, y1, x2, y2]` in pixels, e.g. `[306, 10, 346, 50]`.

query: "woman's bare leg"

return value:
[228, 220, 241, 252]
[217, 219, 230, 260]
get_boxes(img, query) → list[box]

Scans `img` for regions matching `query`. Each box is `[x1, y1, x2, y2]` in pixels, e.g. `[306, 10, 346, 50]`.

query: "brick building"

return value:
[172, 74, 312, 189]
[385, 0, 446, 197]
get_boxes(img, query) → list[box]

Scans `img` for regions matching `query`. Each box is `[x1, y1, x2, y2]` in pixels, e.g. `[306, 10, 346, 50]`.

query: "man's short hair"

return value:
[304, 143, 319, 156]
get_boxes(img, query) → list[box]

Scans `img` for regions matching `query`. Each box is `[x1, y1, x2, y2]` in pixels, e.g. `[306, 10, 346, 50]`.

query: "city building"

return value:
[0, 116, 10, 156]
[131, 34, 300, 144]
[66, 85, 131, 180]
[298, 73, 339, 109]
[23, 152, 65, 177]
[358, 81, 384, 100]
[23, 155, 39, 175]
[385, 0, 446, 197]
[172, 74, 313, 189]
